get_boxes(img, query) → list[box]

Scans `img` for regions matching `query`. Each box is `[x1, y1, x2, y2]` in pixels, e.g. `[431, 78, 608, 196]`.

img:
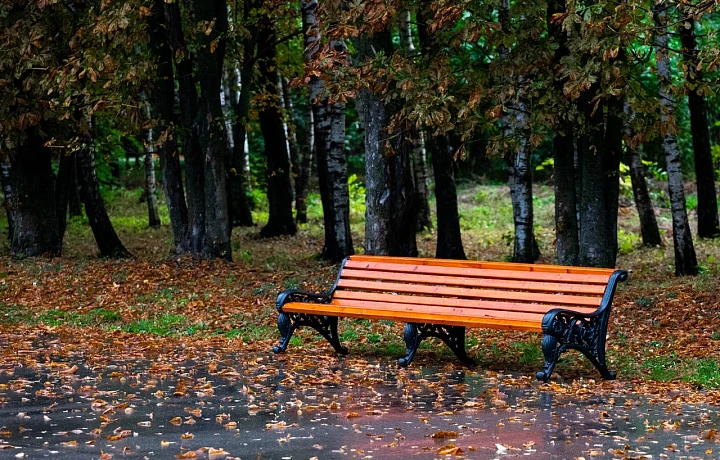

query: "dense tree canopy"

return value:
[1, 0, 718, 274]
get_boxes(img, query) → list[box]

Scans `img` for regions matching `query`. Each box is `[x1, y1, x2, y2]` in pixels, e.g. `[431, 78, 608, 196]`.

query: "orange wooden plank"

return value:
[340, 268, 608, 294]
[329, 298, 546, 323]
[343, 260, 611, 285]
[336, 279, 602, 307]
[348, 255, 617, 276]
[332, 290, 598, 315]
[282, 302, 544, 332]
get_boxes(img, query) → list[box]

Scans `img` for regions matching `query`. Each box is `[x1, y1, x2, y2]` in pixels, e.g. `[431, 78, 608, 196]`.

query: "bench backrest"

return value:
[330, 255, 619, 323]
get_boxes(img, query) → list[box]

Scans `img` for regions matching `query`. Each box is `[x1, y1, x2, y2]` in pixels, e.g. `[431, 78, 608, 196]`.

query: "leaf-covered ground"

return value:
[1, 183, 719, 390]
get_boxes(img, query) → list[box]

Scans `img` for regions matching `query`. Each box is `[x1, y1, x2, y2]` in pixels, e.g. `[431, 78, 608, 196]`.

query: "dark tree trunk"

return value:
[55, 152, 76, 240]
[228, 2, 257, 228]
[149, 0, 188, 249]
[193, 0, 232, 260]
[625, 104, 662, 247]
[76, 146, 131, 258]
[429, 134, 466, 259]
[1, 146, 61, 257]
[416, 8, 463, 258]
[230, 66, 255, 227]
[577, 85, 618, 268]
[547, 0, 579, 265]
[400, 9, 431, 232]
[653, 2, 698, 275]
[164, 0, 204, 253]
[257, 17, 297, 238]
[354, 29, 417, 257]
[679, 18, 719, 238]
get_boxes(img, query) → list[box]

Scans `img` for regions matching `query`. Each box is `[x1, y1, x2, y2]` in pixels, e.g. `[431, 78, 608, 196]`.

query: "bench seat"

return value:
[272, 255, 628, 381]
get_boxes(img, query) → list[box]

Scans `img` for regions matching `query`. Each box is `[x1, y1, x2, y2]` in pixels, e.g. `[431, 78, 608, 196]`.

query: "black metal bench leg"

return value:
[399, 323, 475, 367]
[434, 325, 475, 366]
[581, 350, 617, 380]
[273, 312, 295, 353]
[536, 335, 560, 382]
[272, 312, 348, 355]
[399, 323, 421, 367]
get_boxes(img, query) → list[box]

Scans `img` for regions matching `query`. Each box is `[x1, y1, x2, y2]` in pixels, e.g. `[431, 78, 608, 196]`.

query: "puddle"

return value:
[0, 349, 718, 459]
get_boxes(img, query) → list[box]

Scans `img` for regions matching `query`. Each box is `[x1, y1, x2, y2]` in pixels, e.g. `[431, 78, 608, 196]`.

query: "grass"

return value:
[2, 175, 720, 388]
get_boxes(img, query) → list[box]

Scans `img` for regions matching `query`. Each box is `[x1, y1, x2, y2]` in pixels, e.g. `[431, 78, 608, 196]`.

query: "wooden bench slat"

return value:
[349, 255, 617, 276]
[281, 302, 544, 332]
[340, 268, 608, 295]
[337, 279, 602, 307]
[332, 290, 598, 315]
[330, 299, 547, 322]
[344, 259, 611, 285]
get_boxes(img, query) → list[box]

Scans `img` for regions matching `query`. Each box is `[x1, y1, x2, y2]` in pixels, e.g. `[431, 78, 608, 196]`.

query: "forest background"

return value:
[1, 0, 720, 386]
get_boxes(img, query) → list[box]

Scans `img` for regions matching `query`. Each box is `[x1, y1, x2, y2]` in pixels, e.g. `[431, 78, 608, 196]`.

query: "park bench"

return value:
[272, 255, 628, 381]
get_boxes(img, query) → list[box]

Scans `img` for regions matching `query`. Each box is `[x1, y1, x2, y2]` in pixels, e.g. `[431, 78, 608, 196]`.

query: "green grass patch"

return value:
[122, 314, 190, 336]
[514, 341, 542, 365]
[0, 303, 34, 324]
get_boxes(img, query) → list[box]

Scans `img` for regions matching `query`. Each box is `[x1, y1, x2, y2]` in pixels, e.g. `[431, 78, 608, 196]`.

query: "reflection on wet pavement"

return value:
[0, 348, 718, 459]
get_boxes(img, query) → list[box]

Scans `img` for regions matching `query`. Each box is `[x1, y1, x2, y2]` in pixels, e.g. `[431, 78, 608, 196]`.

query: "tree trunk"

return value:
[302, 0, 353, 260]
[399, 9, 432, 232]
[280, 75, 302, 219]
[164, 0, 204, 253]
[147, 0, 185, 243]
[679, 17, 720, 238]
[429, 134, 466, 259]
[142, 102, 161, 229]
[653, 1, 698, 275]
[1, 146, 61, 257]
[257, 17, 297, 238]
[55, 152, 77, 240]
[230, 66, 255, 227]
[295, 102, 314, 224]
[354, 29, 417, 257]
[193, 0, 232, 260]
[625, 104, 662, 247]
[577, 84, 619, 268]
[76, 146, 131, 258]
[547, 0, 579, 265]
[498, 0, 538, 263]
[416, 8, 463, 258]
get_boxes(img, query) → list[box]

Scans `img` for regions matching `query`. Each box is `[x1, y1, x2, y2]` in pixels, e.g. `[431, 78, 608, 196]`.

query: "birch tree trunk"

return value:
[142, 102, 161, 229]
[499, 0, 537, 263]
[653, 0, 698, 275]
[679, 17, 719, 238]
[302, 0, 353, 260]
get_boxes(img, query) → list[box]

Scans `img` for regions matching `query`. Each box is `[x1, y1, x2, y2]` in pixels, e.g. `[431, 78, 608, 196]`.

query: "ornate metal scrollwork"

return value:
[273, 288, 347, 355]
[537, 309, 615, 382]
[399, 323, 475, 367]
[272, 312, 348, 355]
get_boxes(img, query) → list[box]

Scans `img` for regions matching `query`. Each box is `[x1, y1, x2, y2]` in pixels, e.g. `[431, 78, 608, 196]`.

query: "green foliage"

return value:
[122, 314, 190, 336]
